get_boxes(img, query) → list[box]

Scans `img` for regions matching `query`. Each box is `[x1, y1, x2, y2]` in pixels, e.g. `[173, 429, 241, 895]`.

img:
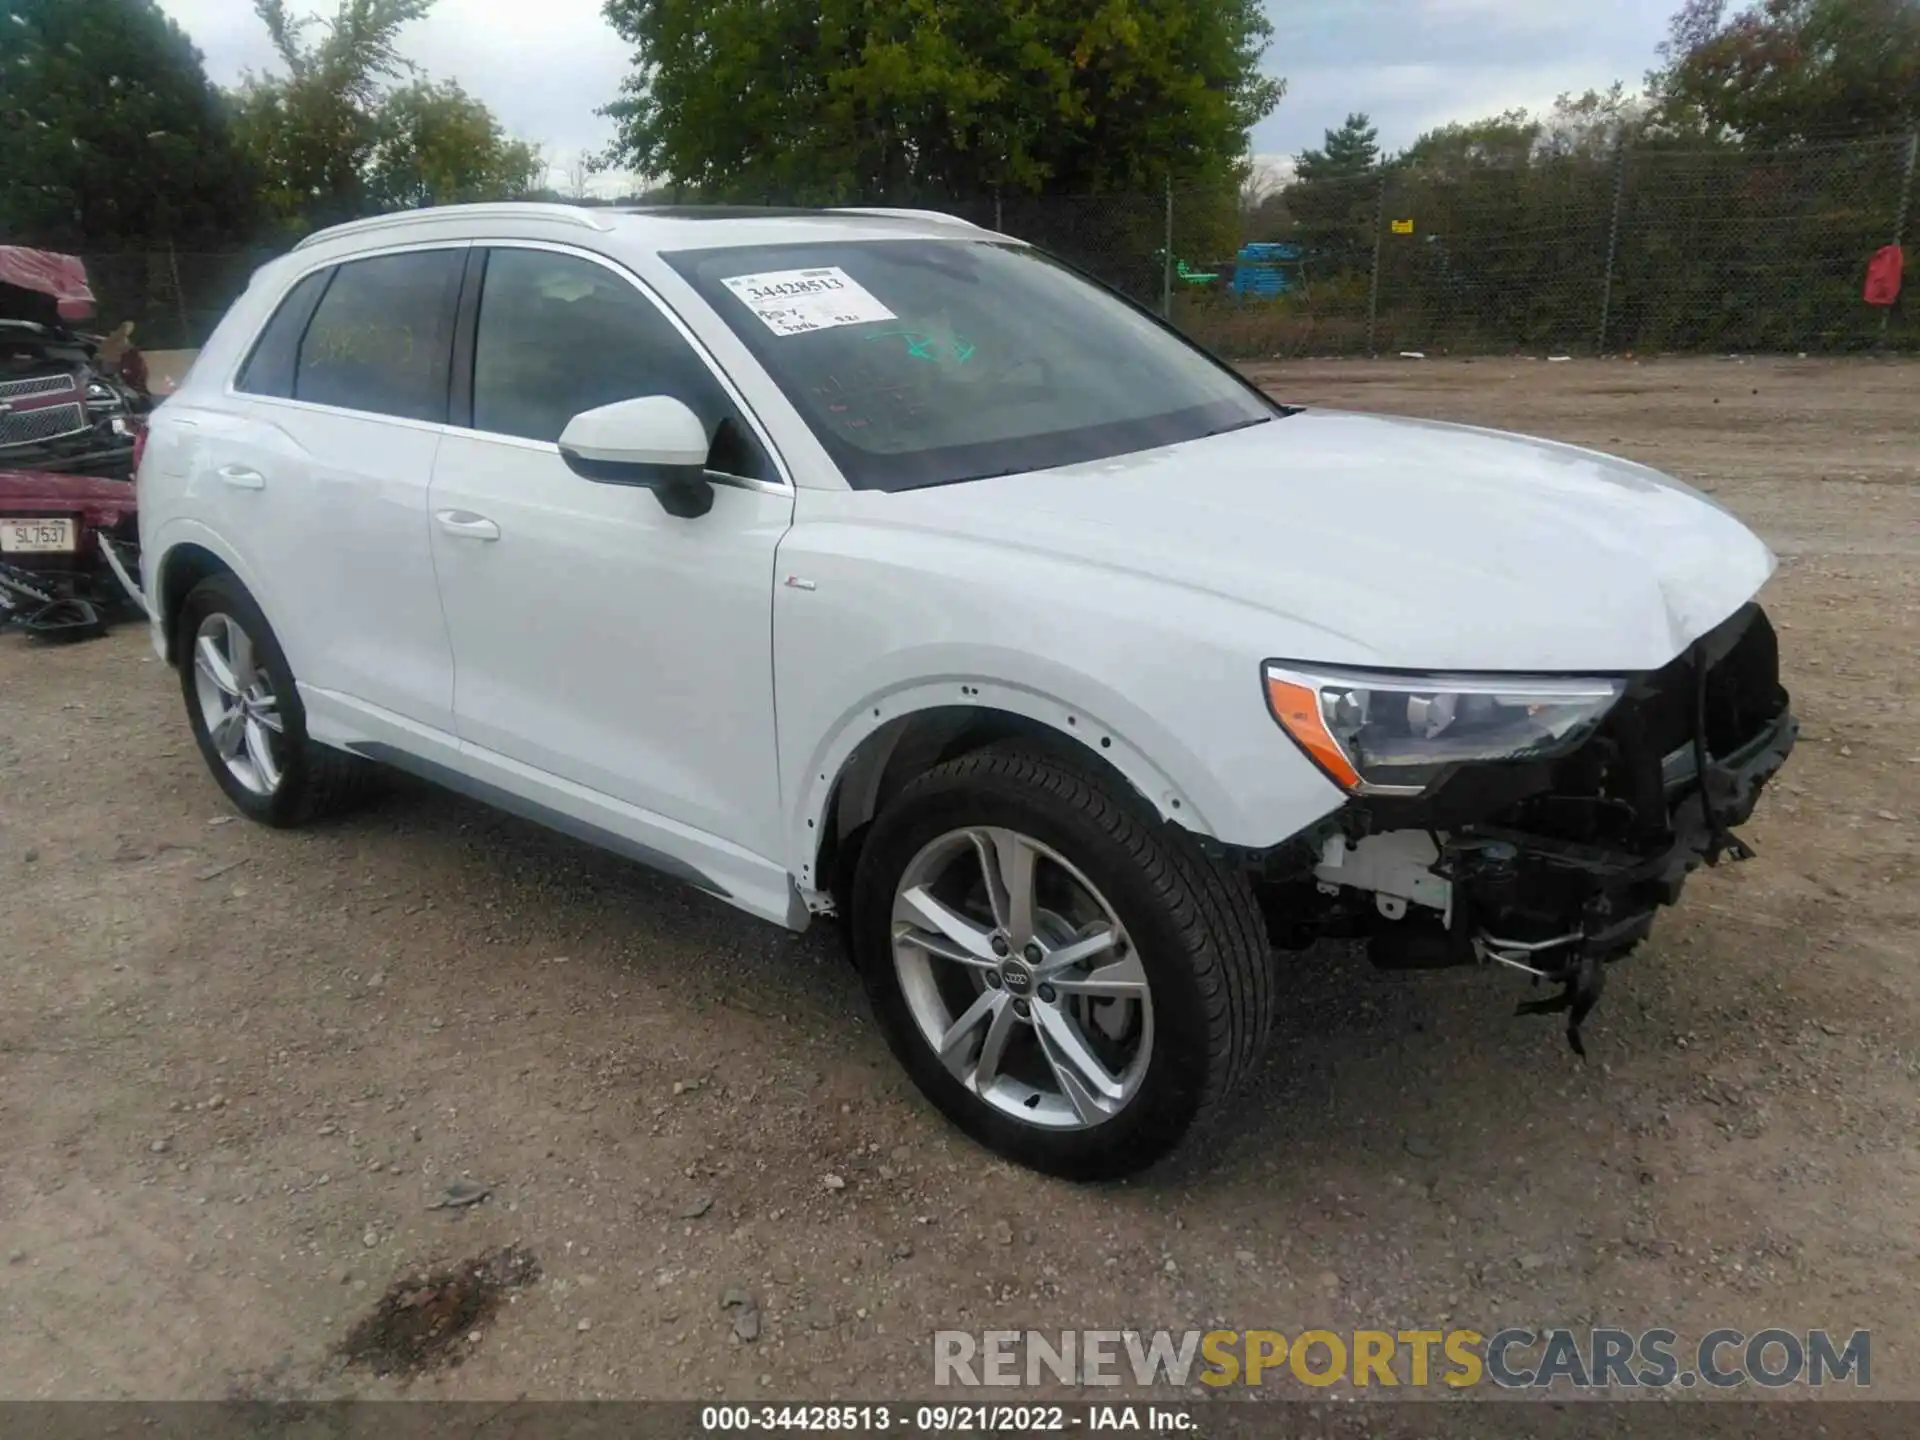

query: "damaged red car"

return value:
[0, 248, 147, 637]
[0, 246, 150, 476]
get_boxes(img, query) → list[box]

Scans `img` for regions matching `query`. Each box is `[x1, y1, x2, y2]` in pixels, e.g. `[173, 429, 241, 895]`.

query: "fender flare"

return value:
[785, 673, 1232, 888]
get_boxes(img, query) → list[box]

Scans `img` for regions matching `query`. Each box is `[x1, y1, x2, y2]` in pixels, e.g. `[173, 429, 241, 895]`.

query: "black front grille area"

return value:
[1485, 603, 1787, 853]
[1702, 606, 1787, 757]
[1605, 605, 1783, 761]
[1613, 604, 1784, 765]
[0, 372, 78, 402]
[0, 401, 88, 448]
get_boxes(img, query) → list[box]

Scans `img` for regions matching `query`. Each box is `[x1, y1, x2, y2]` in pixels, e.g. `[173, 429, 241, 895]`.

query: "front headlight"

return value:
[1263, 662, 1625, 796]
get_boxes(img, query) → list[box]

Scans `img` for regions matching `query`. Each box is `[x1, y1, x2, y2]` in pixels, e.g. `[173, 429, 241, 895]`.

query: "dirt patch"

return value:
[338, 1246, 539, 1378]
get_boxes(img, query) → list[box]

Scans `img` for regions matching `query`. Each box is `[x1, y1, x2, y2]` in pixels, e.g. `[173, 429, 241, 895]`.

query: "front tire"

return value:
[851, 743, 1273, 1180]
[177, 573, 376, 827]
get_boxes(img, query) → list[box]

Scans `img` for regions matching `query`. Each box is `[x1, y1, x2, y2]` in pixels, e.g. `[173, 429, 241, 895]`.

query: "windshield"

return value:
[665, 240, 1277, 491]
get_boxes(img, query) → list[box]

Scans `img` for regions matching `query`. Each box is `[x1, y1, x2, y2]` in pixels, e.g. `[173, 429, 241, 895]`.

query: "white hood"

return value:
[879, 409, 1776, 673]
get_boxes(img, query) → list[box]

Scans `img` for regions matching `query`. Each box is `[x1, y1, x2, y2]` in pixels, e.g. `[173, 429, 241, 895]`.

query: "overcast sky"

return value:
[157, 0, 1680, 187]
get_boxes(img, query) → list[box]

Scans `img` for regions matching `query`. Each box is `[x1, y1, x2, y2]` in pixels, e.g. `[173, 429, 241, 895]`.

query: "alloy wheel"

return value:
[191, 611, 286, 797]
[890, 826, 1152, 1130]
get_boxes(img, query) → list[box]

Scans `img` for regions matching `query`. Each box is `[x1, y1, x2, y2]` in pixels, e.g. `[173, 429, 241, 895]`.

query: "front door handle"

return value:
[216, 464, 265, 490]
[435, 510, 501, 541]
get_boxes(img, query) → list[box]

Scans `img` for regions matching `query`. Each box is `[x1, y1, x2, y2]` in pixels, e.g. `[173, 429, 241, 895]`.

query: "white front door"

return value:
[426, 245, 795, 915]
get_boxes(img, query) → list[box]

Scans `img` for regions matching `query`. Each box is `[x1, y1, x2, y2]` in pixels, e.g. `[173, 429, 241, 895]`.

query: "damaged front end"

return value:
[0, 248, 147, 480]
[1258, 604, 1796, 1054]
[0, 336, 145, 479]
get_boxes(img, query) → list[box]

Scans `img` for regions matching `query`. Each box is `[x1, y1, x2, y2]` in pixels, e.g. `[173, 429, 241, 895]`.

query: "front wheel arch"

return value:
[804, 698, 1197, 908]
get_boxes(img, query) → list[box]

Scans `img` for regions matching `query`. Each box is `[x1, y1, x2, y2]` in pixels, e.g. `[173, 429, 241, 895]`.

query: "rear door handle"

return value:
[435, 510, 500, 541]
[216, 464, 265, 490]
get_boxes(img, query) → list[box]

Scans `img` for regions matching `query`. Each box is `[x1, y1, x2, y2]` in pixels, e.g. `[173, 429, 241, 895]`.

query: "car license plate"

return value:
[0, 518, 76, 553]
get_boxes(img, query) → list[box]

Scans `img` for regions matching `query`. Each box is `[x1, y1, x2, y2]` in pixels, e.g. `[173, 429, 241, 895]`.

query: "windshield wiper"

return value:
[949, 464, 1031, 484]
[1196, 414, 1281, 442]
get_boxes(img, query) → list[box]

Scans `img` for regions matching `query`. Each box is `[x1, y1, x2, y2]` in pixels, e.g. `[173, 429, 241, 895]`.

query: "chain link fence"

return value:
[1172, 129, 1919, 359]
[70, 129, 1918, 359]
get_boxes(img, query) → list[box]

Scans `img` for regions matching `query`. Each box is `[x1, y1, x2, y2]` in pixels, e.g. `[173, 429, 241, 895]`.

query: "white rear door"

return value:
[212, 246, 466, 737]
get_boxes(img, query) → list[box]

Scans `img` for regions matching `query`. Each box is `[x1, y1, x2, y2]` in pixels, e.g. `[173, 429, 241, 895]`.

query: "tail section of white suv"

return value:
[139, 203, 1796, 1178]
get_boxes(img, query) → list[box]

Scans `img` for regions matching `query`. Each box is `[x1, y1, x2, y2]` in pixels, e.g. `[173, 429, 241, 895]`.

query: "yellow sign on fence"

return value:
[1391, 218, 1415, 235]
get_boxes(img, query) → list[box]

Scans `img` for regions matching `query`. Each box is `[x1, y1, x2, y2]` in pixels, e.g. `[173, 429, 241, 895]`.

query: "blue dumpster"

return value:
[1230, 242, 1300, 299]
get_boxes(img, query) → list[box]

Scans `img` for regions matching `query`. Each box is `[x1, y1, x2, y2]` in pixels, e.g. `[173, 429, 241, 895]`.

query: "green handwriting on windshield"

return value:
[861, 328, 976, 365]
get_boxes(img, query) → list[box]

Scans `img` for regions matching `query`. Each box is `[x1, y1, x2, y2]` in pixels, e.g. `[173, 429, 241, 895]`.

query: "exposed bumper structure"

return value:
[1450, 700, 1794, 1050]
[1272, 603, 1796, 1053]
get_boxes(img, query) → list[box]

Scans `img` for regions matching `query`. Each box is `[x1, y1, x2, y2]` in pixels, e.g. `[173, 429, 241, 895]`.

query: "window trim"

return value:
[220, 236, 796, 494]
[447, 245, 488, 428]
[232, 265, 334, 401]
[449, 239, 793, 495]
[222, 239, 474, 438]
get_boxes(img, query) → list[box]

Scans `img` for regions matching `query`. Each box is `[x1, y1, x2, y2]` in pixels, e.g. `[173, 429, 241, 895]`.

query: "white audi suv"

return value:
[138, 203, 1796, 1177]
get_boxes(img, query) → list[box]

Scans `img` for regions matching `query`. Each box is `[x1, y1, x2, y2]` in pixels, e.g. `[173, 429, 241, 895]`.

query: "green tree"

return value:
[0, 0, 259, 246]
[1398, 108, 1541, 177]
[1294, 112, 1380, 182]
[367, 80, 544, 209]
[598, 0, 1284, 201]
[1537, 84, 1650, 158]
[230, 0, 436, 228]
[1278, 112, 1385, 275]
[230, 0, 543, 230]
[1652, 0, 1920, 143]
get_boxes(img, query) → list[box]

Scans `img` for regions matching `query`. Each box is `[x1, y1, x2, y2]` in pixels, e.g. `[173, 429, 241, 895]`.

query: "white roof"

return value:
[291, 202, 1001, 257]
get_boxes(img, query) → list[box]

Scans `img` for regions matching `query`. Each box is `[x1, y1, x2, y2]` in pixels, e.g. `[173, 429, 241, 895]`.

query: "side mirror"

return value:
[558, 394, 715, 518]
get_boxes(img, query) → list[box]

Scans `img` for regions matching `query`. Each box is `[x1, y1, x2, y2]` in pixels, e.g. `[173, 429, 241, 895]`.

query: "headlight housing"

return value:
[1264, 662, 1625, 796]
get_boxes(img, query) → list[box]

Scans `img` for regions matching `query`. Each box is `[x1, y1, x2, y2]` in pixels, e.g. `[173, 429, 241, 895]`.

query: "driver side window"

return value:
[468, 247, 775, 482]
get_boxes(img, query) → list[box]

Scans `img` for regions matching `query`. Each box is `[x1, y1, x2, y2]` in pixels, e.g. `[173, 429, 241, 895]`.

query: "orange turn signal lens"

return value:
[1264, 671, 1363, 792]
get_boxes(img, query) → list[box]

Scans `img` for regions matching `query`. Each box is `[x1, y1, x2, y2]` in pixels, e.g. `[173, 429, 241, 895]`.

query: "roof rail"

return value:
[834, 206, 985, 230]
[292, 202, 616, 252]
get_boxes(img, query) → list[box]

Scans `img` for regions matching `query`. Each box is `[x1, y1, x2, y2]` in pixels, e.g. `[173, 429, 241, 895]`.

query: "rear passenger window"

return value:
[295, 250, 464, 423]
[235, 269, 329, 399]
[469, 247, 774, 480]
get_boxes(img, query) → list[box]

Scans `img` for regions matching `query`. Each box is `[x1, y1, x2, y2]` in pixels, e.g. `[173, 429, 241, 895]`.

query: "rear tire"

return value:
[851, 742, 1272, 1180]
[177, 573, 378, 827]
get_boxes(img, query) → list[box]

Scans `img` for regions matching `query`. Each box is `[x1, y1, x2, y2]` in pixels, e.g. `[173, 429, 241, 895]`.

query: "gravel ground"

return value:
[1, 356, 1915, 1403]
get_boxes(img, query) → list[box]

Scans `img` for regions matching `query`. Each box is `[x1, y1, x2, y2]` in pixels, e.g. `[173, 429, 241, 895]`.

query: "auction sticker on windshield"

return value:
[721, 267, 896, 336]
